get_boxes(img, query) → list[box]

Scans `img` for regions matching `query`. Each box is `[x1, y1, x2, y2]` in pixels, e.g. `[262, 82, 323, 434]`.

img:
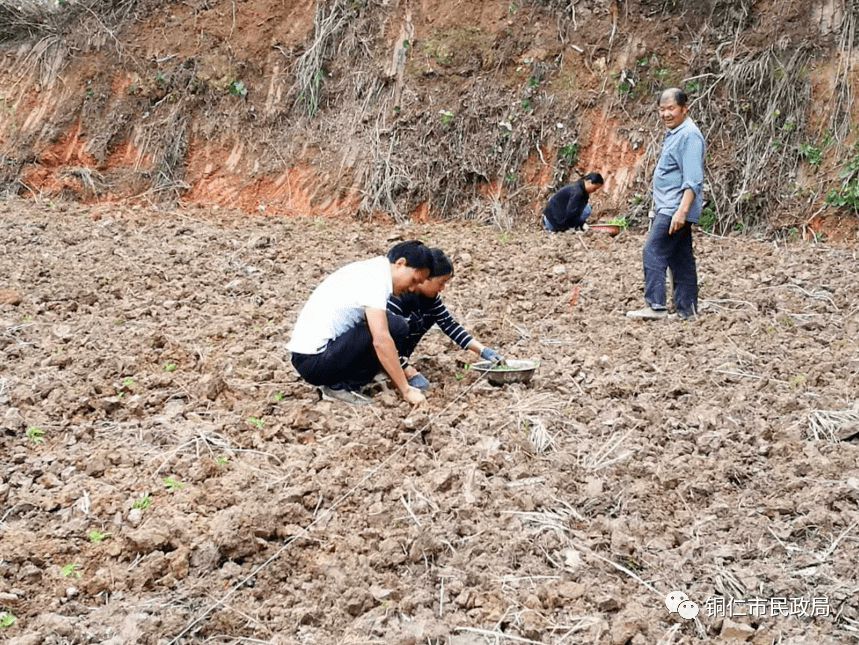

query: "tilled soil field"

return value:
[1, 200, 858, 645]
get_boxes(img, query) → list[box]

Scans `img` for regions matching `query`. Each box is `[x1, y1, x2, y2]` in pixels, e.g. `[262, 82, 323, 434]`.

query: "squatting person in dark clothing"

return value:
[542, 172, 604, 232]
[287, 240, 434, 406]
[387, 248, 504, 391]
[627, 87, 705, 320]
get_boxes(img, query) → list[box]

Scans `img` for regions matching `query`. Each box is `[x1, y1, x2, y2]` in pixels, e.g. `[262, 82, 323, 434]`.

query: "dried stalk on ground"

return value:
[808, 405, 859, 442]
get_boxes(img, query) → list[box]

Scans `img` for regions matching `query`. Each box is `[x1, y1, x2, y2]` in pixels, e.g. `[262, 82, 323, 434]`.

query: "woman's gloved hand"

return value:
[408, 373, 430, 390]
[480, 347, 504, 364]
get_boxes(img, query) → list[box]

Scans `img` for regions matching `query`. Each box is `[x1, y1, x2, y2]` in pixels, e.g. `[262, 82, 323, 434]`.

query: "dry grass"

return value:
[291, 1, 352, 116]
[0, 0, 62, 42]
[61, 167, 108, 197]
[808, 404, 859, 442]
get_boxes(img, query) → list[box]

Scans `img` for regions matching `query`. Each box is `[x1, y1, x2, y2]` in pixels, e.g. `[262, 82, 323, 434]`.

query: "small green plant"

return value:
[247, 416, 264, 429]
[61, 563, 82, 579]
[797, 142, 823, 166]
[558, 141, 579, 165]
[698, 207, 717, 231]
[85, 87, 94, 97]
[133, 495, 152, 510]
[520, 97, 533, 110]
[228, 80, 247, 97]
[127, 84, 138, 94]
[789, 374, 806, 389]
[25, 426, 44, 444]
[732, 222, 745, 232]
[0, 611, 15, 628]
[825, 179, 859, 213]
[438, 109, 454, 127]
[163, 476, 184, 491]
[216, 455, 229, 466]
[273, 392, 284, 402]
[88, 530, 112, 543]
[604, 217, 629, 229]
[684, 80, 701, 94]
[650, 67, 668, 81]
[455, 372, 465, 379]
[508, 2, 517, 12]
[528, 75, 539, 88]
[163, 362, 177, 371]
[615, 73, 638, 97]
[122, 377, 134, 387]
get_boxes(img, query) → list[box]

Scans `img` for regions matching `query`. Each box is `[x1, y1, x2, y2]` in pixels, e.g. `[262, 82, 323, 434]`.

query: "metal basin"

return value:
[470, 359, 540, 385]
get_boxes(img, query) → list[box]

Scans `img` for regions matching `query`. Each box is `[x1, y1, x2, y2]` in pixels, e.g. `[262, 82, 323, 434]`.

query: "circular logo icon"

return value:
[665, 590, 689, 614]
[678, 600, 700, 620]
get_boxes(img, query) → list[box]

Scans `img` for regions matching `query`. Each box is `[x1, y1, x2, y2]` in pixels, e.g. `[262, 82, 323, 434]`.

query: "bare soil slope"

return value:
[1, 0, 858, 236]
[1, 200, 858, 644]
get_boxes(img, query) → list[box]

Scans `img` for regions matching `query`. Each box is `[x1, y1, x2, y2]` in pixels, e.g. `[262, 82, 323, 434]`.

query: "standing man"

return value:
[287, 240, 434, 406]
[542, 172, 604, 232]
[627, 88, 705, 320]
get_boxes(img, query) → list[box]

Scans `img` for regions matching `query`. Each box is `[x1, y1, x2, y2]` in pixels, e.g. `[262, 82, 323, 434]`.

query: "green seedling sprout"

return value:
[216, 455, 229, 466]
[133, 495, 151, 510]
[0, 611, 15, 628]
[25, 426, 44, 444]
[247, 416, 264, 429]
[163, 362, 177, 371]
[163, 476, 183, 491]
[604, 217, 629, 229]
[273, 392, 284, 402]
[61, 563, 82, 579]
[88, 530, 112, 543]
[228, 80, 248, 97]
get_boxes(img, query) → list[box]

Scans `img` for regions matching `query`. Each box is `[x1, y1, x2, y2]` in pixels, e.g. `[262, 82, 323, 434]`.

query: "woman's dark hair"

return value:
[429, 248, 454, 278]
[583, 172, 604, 185]
[386, 240, 434, 271]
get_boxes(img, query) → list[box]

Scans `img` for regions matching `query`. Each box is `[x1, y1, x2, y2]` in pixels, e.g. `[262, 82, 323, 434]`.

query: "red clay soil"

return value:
[1, 198, 857, 644]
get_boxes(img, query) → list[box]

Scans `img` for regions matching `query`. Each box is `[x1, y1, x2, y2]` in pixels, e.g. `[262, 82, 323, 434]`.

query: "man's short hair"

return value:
[386, 240, 434, 271]
[659, 87, 688, 106]
[583, 172, 604, 185]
